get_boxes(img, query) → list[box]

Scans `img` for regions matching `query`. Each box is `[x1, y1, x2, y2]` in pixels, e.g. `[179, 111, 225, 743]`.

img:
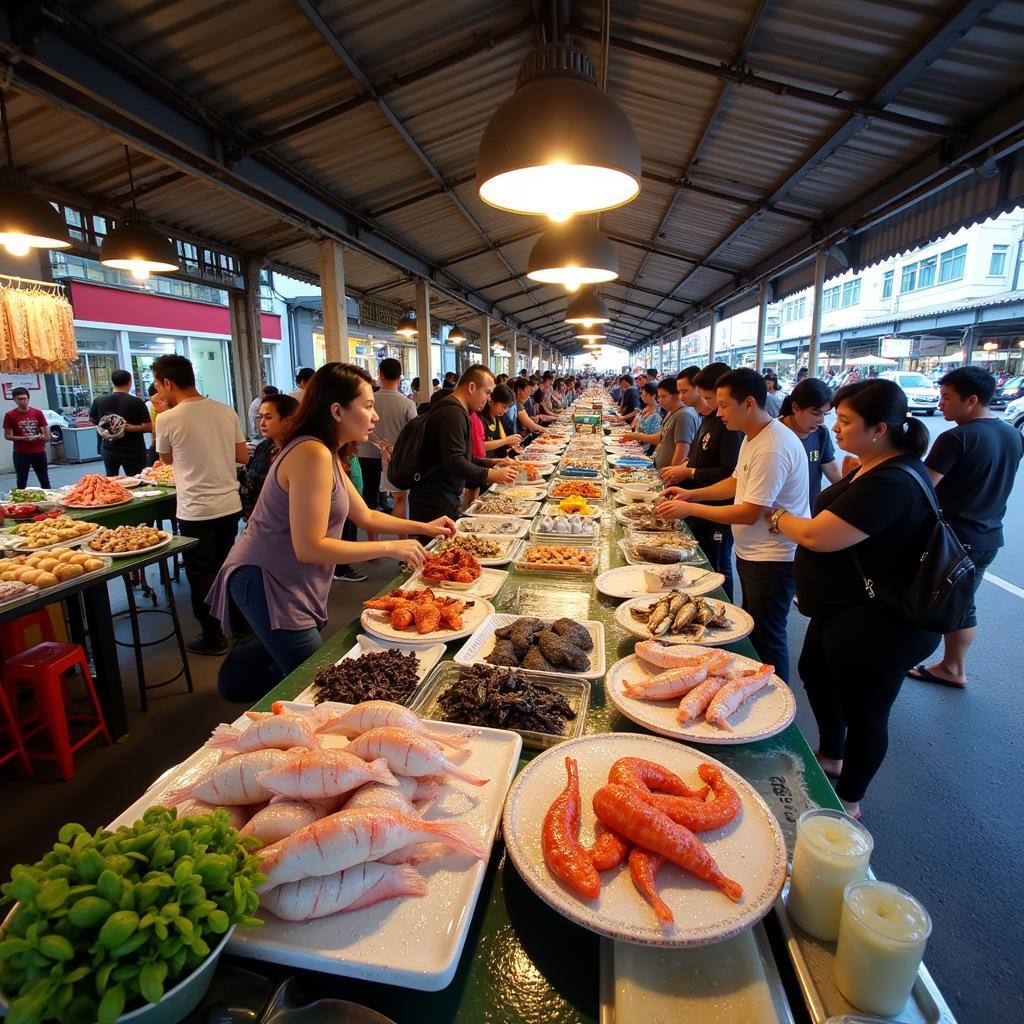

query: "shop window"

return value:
[989, 244, 1009, 276]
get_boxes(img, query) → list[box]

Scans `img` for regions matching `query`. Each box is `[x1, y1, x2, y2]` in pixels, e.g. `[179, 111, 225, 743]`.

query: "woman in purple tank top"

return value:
[210, 363, 456, 702]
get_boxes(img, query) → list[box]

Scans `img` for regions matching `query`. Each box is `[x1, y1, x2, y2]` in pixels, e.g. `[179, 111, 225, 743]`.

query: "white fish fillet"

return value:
[261, 863, 427, 921]
[165, 748, 296, 806]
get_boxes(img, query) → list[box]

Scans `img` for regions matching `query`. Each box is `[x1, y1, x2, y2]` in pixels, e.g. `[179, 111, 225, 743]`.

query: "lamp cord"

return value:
[124, 145, 138, 210]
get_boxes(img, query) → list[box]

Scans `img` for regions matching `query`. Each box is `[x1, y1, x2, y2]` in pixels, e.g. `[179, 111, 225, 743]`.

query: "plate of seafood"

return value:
[594, 564, 724, 601]
[465, 496, 541, 519]
[489, 484, 547, 501]
[618, 536, 703, 566]
[615, 505, 679, 531]
[501, 733, 787, 947]
[615, 593, 753, 646]
[454, 516, 529, 538]
[426, 533, 524, 567]
[110, 699, 522, 989]
[403, 566, 508, 600]
[605, 644, 795, 745]
[454, 613, 606, 681]
[361, 588, 495, 643]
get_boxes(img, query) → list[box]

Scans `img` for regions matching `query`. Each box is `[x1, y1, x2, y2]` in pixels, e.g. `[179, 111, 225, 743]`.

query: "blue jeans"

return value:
[217, 564, 323, 703]
[735, 557, 796, 683]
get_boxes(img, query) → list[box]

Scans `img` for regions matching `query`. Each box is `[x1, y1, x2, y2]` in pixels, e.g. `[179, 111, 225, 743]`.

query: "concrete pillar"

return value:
[755, 281, 768, 371]
[962, 325, 975, 367]
[708, 310, 719, 364]
[808, 248, 826, 377]
[478, 314, 490, 368]
[511, 331, 518, 374]
[318, 240, 347, 363]
[415, 280, 431, 405]
[228, 257, 263, 424]
[527, 336, 534, 373]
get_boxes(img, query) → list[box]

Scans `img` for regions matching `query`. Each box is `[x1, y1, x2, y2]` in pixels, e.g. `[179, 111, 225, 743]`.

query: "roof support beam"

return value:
[619, 0, 1003, 345]
[294, 0, 562, 346]
[0, 8, 551, 347]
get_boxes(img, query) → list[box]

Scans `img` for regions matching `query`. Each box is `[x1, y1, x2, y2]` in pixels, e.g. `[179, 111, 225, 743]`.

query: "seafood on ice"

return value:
[539, 756, 745, 926]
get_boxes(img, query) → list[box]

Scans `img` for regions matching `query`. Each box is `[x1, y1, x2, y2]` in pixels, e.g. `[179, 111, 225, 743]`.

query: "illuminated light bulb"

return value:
[130, 263, 151, 282]
[2, 235, 31, 257]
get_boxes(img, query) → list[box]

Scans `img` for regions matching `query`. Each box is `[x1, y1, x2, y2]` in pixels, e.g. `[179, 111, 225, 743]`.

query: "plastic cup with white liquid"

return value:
[835, 879, 932, 1016]
[786, 808, 873, 941]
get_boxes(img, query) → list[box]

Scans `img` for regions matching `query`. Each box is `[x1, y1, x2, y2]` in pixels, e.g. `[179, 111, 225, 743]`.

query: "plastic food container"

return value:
[410, 662, 590, 751]
[514, 535, 600, 576]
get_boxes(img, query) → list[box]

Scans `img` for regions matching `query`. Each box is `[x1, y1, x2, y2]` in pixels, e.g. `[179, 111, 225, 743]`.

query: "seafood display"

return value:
[467, 496, 537, 517]
[536, 513, 596, 536]
[518, 543, 597, 574]
[539, 755, 744, 923]
[497, 486, 546, 500]
[312, 649, 422, 704]
[622, 539, 701, 564]
[433, 534, 511, 559]
[618, 505, 679, 531]
[435, 664, 577, 734]
[363, 587, 472, 634]
[313, 699, 469, 747]
[7, 515, 98, 548]
[550, 480, 603, 498]
[420, 548, 483, 585]
[630, 592, 735, 639]
[457, 517, 524, 535]
[60, 473, 133, 507]
[485, 616, 594, 673]
[87, 524, 170, 554]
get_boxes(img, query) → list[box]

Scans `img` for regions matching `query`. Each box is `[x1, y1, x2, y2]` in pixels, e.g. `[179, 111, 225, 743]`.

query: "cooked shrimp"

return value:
[207, 715, 319, 753]
[634, 641, 720, 669]
[639, 764, 742, 833]
[165, 748, 296, 807]
[256, 750, 399, 800]
[542, 757, 601, 900]
[345, 727, 488, 786]
[239, 800, 326, 846]
[705, 665, 775, 730]
[261, 863, 427, 921]
[257, 807, 486, 891]
[676, 676, 728, 724]
[629, 848, 672, 924]
[623, 663, 709, 700]
[586, 822, 630, 871]
[608, 757, 709, 799]
[315, 700, 471, 748]
[592, 784, 743, 903]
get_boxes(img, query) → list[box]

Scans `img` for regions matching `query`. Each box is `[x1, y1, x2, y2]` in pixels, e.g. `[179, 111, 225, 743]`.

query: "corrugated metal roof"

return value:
[1, 0, 1021, 352]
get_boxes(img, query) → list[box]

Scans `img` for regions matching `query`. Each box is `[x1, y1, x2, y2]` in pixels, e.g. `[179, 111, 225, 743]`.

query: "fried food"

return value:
[550, 480, 603, 498]
[363, 587, 470, 635]
[88, 525, 169, 554]
[10, 515, 99, 549]
[435, 535, 507, 559]
[0, 547, 106, 596]
[419, 548, 482, 585]
[519, 544, 597, 573]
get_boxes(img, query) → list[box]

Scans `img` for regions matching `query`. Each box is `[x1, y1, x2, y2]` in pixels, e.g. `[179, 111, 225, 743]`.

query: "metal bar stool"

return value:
[114, 557, 193, 712]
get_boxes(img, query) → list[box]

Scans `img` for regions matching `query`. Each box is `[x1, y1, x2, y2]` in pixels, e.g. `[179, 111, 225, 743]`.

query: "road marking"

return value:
[984, 572, 1024, 600]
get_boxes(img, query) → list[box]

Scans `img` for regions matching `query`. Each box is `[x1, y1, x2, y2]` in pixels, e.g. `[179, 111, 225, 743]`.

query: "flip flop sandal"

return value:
[907, 665, 966, 689]
[813, 750, 842, 781]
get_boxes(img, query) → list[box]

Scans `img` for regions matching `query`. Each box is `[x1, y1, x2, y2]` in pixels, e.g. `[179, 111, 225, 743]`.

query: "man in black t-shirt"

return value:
[89, 369, 152, 476]
[908, 366, 1023, 689]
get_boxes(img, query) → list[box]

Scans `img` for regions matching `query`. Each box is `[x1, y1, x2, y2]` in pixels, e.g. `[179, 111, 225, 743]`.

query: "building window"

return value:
[938, 244, 967, 284]
[989, 244, 1009, 276]
[262, 343, 276, 386]
[901, 263, 917, 292]
[822, 286, 840, 312]
[882, 270, 894, 298]
[781, 296, 807, 323]
[917, 256, 937, 289]
[54, 328, 122, 417]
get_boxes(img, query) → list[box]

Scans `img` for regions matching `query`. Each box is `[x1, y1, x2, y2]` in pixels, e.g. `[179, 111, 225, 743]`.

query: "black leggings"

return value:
[799, 603, 938, 803]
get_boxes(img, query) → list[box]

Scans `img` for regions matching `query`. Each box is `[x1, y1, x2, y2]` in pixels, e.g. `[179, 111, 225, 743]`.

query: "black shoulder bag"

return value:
[849, 462, 975, 633]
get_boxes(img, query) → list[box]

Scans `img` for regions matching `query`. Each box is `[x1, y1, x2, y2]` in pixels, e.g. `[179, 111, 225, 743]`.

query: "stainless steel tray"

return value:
[775, 879, 957, 1024]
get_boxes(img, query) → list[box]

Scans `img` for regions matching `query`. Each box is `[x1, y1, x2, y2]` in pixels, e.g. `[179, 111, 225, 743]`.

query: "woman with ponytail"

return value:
[779, 378, 842, 502]
[763, 379, 939, 817]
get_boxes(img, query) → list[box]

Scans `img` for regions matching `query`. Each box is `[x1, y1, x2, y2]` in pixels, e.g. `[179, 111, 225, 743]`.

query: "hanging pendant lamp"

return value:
[395, 312, 418, 338]
[447, 323, 466, 344]
[565, 286, 610, 326]
[0, 98, 71, 258]
[477, 43, 640, 221]
[100, 148, 179, 281]
[527, 220, 618, 292]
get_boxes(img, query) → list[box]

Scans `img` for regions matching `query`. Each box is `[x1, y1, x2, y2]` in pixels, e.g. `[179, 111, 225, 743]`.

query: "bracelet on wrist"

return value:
[768, 508, 788, 535]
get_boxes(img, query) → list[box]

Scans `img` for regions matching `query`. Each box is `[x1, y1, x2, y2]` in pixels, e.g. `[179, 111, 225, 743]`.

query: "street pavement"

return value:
[786, 411, 1023, 1023]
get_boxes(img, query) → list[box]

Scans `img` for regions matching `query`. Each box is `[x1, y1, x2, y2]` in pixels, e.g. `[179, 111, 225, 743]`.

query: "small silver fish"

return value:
[671, 602, 699, 632]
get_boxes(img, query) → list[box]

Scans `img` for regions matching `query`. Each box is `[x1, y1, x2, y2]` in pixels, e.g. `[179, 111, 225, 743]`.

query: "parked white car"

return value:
[42, 409, 69, 444]
[1003, 395, 1024, 436]
[879, 371, 940, 415]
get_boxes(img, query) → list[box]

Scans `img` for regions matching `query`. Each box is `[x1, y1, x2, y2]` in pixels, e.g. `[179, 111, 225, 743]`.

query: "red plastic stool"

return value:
[0, 610, 57, 658]
[0, 684, 31, 776]
[3, 642, 112, 781]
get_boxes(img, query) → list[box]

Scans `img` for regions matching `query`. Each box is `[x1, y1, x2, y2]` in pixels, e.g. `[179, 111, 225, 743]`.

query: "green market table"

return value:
[63, 486, 177, 528]
[0, 535, 195, 739]
[243, 495, 842, 1023]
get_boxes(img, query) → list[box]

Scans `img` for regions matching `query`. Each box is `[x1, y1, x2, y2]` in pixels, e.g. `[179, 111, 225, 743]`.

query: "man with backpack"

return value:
[392, 365, 518, 532]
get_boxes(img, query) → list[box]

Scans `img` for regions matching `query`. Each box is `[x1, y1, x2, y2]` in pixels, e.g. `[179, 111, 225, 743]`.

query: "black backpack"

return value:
[387, 407, 439, 490]
[850, 462, 975, 633]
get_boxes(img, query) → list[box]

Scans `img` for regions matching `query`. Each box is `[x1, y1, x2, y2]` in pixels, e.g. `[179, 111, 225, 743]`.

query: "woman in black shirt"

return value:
[766, 380, 939, 818]
[479, 384, 522, 459]
[239, 393, 298, 519]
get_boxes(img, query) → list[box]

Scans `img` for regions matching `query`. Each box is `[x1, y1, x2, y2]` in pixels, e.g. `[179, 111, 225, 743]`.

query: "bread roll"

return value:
[35, 571, 58, 588]
[83, 558, 104, 572]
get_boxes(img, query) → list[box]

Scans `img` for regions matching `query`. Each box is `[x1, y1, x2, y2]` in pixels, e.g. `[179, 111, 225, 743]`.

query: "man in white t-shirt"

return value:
[288, 367, 314, 403]
[153, 354, 249, 657]
[657, 367, 808, 681]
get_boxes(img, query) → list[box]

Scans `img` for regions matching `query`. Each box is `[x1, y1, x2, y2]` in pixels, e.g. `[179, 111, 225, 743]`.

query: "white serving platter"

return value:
[85, 532, 174, 559]
[403, 566, 509, 600]
[604, 653, 795, 744]
[453, 612, 606, 681]
[291, 633, 446, 705]
[614, 596, 753, 646]
[110, 707, 523, 991]
[501, 733, 787, 947]
[454, 516, 529, 538]
[426, 535, 524, 568]
[60, 494, 135, 509]
[360, 591, 495, 644]
[594, 564, 724, 601]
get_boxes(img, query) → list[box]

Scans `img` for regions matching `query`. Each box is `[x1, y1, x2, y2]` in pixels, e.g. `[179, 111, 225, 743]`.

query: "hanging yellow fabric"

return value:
[0, 282, 78, 373]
